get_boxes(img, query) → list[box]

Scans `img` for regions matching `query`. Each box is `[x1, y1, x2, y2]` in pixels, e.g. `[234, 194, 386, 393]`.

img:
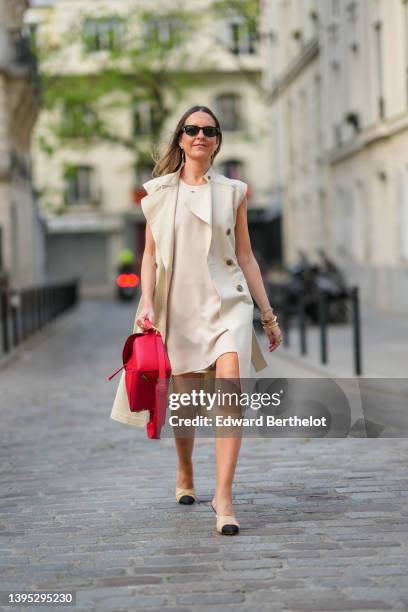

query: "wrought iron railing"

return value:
[0, 278, 80, 357]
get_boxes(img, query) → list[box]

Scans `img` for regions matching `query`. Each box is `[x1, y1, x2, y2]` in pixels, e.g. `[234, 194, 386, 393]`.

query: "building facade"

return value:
[27, 0, 277, 296]
[264, 0, 408, 315]
[0, 0, 44, 289]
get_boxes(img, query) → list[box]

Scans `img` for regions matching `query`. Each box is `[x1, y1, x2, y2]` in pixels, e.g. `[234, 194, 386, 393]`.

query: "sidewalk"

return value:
[264, 309, 408, 379]
[1, 299, 408, 611]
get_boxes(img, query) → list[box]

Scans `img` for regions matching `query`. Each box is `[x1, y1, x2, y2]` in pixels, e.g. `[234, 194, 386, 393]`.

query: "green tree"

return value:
[212, 0, 267, 98]
[33, 0, 267, 199]
[35, 4, 203, 163]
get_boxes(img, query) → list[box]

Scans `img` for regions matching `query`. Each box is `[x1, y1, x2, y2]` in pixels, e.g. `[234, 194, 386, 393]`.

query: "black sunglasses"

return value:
[182, 125, 220, 137]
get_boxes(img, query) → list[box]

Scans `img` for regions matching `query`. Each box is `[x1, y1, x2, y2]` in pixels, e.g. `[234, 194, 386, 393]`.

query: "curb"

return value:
[276, 346, 344, 378]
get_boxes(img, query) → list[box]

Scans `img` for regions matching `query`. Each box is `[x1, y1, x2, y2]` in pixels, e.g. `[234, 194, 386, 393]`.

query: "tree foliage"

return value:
[36, 4, 203, 158]
[34, 0, 264, 162]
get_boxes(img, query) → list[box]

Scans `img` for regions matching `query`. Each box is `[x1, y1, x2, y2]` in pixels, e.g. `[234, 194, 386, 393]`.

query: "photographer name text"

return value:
[169, 415, 327, 428]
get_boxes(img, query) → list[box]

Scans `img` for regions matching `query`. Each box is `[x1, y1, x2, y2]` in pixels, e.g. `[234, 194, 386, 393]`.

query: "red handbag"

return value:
[108, 320, 172, 439]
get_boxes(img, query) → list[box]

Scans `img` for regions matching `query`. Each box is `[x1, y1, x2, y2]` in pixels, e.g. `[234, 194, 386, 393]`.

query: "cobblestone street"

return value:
[1, 299, 408, 611]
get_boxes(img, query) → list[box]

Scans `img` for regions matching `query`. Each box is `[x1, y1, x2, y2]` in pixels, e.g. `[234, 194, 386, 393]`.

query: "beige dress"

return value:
[165, 178, 237, 375]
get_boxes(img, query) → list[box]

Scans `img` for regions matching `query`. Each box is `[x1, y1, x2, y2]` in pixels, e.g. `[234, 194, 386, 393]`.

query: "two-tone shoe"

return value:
[175, 487, 197, 505]
[210, 503, 240, 535]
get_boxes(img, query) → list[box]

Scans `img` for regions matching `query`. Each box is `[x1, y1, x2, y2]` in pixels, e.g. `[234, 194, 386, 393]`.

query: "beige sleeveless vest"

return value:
[110, 164, 267, 428]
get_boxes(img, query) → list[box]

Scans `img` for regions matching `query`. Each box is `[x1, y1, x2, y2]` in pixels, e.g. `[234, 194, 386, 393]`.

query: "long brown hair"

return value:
[151, 105, 222, 177]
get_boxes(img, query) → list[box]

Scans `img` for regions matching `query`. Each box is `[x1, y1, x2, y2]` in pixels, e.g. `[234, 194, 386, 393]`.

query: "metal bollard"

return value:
[298, 293, 307, 355]
[318, 289, 328, 365]
[21, 291, 27, 340]
[38, 286, 43, 329]
[10, 292, 21, 347]
[37, 287, 42, 330]
[1, 290, 10, 353]
[29, 289, 35, 335]
[350, 286, 362, 376]
[25, 290, 30, 336]
[282, 288, 290, 348]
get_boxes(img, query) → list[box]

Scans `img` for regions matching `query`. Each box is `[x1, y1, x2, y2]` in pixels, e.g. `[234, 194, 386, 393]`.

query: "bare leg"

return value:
[172, 372, 204, 489]
[211, 352, 242, 516]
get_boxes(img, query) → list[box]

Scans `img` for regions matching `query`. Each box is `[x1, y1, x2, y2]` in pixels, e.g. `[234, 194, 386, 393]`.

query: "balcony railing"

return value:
[2, 31, 40, 85]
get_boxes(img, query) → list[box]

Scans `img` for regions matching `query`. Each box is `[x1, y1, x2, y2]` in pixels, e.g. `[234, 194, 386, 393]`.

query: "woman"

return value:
[110, 105, 282, 535]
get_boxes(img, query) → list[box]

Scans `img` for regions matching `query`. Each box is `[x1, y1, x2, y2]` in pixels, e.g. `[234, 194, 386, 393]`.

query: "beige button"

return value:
[226, 228, 231, 235]
[226, 258, 234, 266]
[236, 284, 244, 292]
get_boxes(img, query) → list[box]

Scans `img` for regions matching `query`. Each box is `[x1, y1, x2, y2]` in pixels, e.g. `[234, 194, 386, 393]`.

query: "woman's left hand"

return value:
[264, 324, 282, 352]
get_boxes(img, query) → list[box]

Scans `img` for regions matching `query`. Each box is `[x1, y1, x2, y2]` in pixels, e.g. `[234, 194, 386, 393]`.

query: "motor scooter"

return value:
[116, 263, 139, 302]
[285, 250, 350, 324]
[315, 249, 350, 323]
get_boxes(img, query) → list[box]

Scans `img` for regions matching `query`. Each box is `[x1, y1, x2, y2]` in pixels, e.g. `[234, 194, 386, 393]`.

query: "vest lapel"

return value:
[140, 173, 179, 273]
[181, 184, 212, 226]
[140, 164, 218, 273]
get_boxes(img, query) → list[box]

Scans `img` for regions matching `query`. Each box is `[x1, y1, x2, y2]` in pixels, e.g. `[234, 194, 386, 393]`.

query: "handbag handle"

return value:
[148, 326, 169, 439]
[107, 319, 166, 381]
[155, 333, 168, 381]
[107, 364, 125, 381]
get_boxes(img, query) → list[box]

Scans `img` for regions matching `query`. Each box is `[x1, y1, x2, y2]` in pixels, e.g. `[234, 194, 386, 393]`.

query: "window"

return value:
[374, 21, 385, 119]
[397, 168, 408, 259]
[135, 158, 154, 186]
[215, 94, 242, 131]
[9, 29, 33, 67]
[10, 149, 30, 181]
[64, 165, 95, 206]
[402, 0, 408, 105]
[0, 225, 3, 271]
[227, 16, 257, 55]
[315, 74, 323, 157]
[334, 187, 353, 258]
[287, 98, 295, 166]
[83, 17, 124, 52]
[331, 61, 342, 147]
[133, 102, 155, 137]
[333, 123, 342, 147]
[332, 0, 340, 16]
[318, 192, 327, 247]
[10, 202, 19, 276]
[134, 157, 154, 203]
[218, 160, 245, 180]
[328, 22, 339, 44]
[352, 184, 368, 262]
[145, 17, 183, 48]
[61, 103, 97, 139]
[346, 0, 358, 22]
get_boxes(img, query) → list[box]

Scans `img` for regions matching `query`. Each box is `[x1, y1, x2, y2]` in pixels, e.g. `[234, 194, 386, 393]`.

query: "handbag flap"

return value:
[120, 329, 172, 375]
[132, 332, 161, 373]
[122, 332, 142, 365]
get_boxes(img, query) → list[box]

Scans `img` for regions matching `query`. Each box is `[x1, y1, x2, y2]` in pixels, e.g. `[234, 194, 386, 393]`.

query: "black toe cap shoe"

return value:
[178, 495, 195, 505]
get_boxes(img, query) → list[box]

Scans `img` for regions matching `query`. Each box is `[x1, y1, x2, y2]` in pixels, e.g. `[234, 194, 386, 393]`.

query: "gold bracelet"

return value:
[262, 321, 279, 329]
[261, 314, 277, 324]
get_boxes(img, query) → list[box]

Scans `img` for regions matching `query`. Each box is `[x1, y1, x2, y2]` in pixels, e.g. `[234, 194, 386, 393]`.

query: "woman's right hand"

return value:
[136, 304, 155, 331]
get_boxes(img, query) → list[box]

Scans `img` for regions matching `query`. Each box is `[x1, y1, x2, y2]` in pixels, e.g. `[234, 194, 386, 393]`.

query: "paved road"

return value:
[1, 299, 408, 611]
